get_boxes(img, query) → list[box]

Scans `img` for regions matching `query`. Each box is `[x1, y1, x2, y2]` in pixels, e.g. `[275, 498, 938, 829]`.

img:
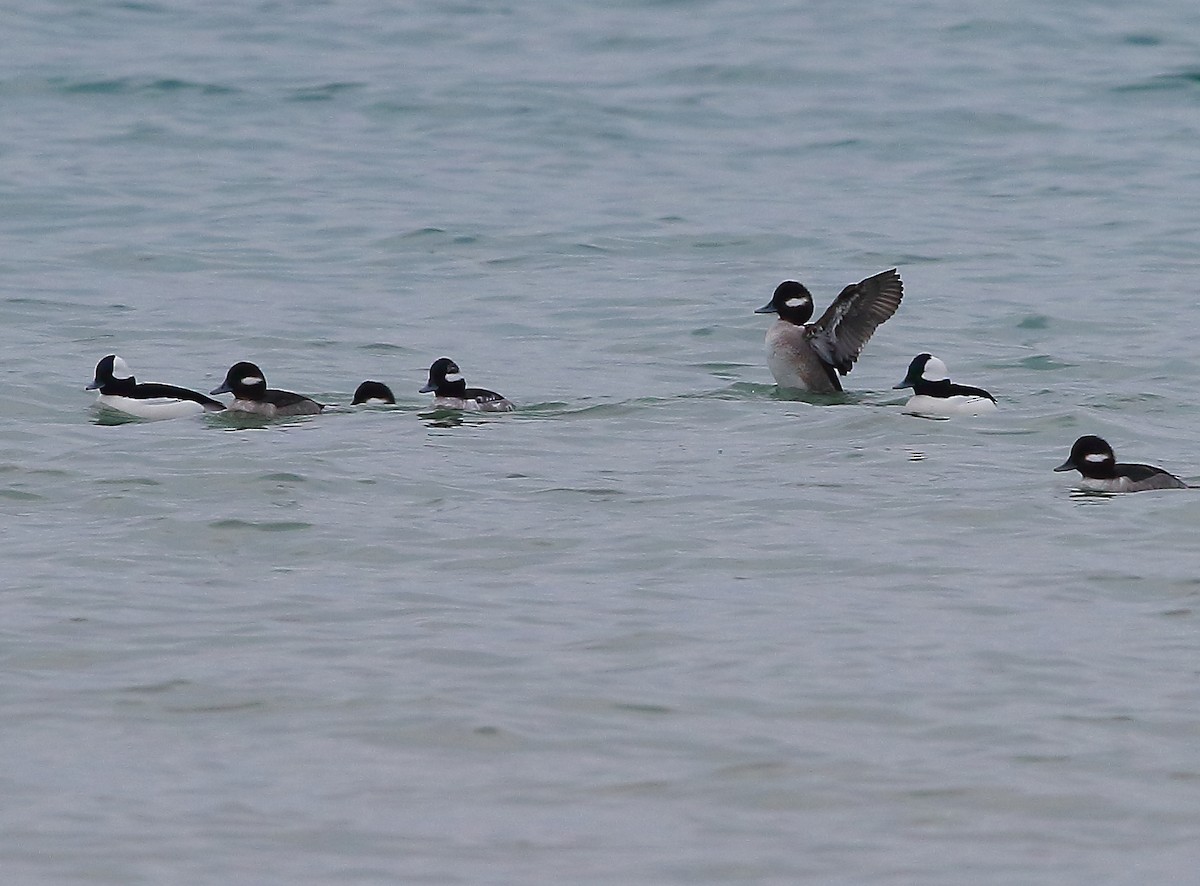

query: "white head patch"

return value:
[239, 375, 264, 387]
[111, 356, 133, 380]
[444, 372, 462, 384]
[1084, 452, 1109, 463]
[784, 296, 808, 309]
[922, 356, 948, 382]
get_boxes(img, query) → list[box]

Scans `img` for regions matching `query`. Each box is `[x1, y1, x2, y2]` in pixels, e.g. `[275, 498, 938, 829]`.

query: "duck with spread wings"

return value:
[755, 268, 903, 393]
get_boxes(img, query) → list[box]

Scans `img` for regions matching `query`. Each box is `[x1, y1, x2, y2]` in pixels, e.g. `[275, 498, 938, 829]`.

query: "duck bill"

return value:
[85, 380, 100, 391]
[209, 383, 231, 395]
[892, 380, 913, 390]
[1053, 461, 1075, 472]
[418, 382, 435, 393]
[753, 302, 777, 314]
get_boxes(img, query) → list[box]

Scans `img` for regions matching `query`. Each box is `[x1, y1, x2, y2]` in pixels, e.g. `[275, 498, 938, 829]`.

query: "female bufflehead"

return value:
[419, 357, 513, 412]
[210, 361, 323, 417]
[87, 354, 225, 420]
[755, 268, 903, 392]
[351, 380, 395, 405]
[1054, 435, 1187, 492]
[894, 353, 996, 417]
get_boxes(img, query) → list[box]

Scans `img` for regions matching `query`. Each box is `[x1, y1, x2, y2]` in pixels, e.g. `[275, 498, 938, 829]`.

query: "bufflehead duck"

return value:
[351, 380, 395, 405]
[894, 353, 996, 417]
[419, 357, 513, 411]
[210, 361, 323, 417]
[755, 268, 903, 392]
[1054, 435, 1187, 492]
[87, 354, 225, 420]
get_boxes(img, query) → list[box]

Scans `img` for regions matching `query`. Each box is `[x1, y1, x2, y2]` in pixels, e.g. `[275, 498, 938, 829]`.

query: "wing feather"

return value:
[806, 269, 903, 374]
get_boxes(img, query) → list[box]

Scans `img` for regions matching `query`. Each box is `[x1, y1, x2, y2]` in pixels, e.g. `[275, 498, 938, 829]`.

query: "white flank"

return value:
[903, 394, 996, 418]
[94, 395, 204, 421]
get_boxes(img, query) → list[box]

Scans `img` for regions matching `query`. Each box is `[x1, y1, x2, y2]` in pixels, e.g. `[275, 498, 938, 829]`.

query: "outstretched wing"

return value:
[806, 268, 903, 375]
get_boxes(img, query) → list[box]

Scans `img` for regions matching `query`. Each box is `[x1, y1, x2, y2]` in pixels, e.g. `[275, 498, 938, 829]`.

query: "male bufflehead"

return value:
[87, 354, 225, 420]
[1054, 435, 1187, 492]
[210, 361, 323, 417]
[419, 357, 513, 411]
[351, 380, 395, 405]
[755, 268, 903, 392]
[893, 353, 996, 417]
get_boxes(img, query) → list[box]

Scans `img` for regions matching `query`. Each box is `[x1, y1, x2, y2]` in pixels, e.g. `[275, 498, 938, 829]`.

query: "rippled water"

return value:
[4, 1, 1200, 882]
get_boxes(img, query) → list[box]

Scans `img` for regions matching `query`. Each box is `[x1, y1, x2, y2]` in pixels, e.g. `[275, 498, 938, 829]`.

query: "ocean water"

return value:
[3, 0, 1200, 882]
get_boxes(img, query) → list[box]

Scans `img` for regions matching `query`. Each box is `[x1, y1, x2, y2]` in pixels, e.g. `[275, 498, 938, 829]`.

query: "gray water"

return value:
[3, 1, 1200, 883]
